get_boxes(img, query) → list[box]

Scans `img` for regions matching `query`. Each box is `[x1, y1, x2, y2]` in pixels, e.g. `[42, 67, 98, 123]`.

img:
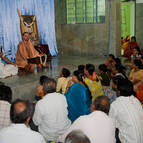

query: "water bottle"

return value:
[34, 64, 37, 74]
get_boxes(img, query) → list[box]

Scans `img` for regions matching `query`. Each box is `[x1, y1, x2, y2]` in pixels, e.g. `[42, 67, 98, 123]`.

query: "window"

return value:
[66, 0, 105, 24]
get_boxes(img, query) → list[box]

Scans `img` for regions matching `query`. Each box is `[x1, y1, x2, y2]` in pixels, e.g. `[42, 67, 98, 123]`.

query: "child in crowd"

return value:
[130, 46, 142, 61]
[65, 65, 85, 93]
[35, 75, 48, 101]
[56, 68, 71, 94]
[98, 64, 111, 88]
[105, 54, 115, 70]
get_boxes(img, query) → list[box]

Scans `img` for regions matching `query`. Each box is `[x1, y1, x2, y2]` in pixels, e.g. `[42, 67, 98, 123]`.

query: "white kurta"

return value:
[33, 92, 71, 141]
[58, 111, 116, 143]
[109, 96, 143, 143]
[0, 124, 46, 143]
[0, 58, 18, 78]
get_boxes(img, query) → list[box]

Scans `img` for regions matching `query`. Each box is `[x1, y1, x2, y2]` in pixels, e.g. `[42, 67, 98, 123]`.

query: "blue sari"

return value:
[65, 82, 91, 122]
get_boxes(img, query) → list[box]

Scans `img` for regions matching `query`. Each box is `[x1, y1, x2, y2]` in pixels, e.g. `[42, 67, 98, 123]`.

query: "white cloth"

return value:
[58, 111, 116, 143]
[0, 100, 11, 129]
[0, 124, 46, 143]
[0, 58, 18, 78]
[109, 96, 143, 143]
[33, 92, 71, 141]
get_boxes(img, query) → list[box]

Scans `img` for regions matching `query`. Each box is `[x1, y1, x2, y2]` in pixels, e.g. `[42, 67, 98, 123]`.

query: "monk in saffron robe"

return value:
[16, 32, 39, 75]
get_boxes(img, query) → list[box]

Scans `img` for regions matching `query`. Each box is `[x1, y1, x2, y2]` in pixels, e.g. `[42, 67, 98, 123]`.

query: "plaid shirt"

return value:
[0, 100, 11, 129]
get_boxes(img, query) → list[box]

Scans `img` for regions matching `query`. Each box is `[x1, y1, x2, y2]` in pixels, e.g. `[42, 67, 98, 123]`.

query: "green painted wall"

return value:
[121, 2, 135, 38]
[136, 3, 143, 49]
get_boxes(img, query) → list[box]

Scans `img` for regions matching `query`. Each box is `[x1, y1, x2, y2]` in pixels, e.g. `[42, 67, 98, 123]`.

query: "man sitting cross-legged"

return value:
[33, 78, 71, 142]
[16, 32, 41, 75]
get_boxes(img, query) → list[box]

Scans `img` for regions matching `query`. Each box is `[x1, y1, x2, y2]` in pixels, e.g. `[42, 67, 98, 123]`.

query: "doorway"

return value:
[121, 0, 135, 38]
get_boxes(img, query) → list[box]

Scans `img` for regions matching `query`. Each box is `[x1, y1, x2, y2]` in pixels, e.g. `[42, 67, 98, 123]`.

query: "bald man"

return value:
[58, 96, 116, 143]
[0, 99, 46, 143]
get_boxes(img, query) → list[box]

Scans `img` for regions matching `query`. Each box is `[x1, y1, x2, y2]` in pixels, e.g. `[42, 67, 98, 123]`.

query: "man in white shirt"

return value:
[109, 77, 143, 143]
[58, 96, 116, 143]
[0, 99, 46, 143]
[33, 78, 71, 142]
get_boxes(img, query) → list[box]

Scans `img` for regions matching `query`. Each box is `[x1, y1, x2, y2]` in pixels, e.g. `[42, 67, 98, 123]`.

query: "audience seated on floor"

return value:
[0, 85, 12, 129]
[1, 58, 143, 143]
[33, 78, 71, 142]
[64, 130, 91, 143]
[129, 59, 143, 102]
[56, 68, 71, 94]
[58, 96, 116, 143]
[36, 75, 49, 101]
[84, 64, 103, 101]
[109, 77, 143, 143]
[0, 99, 46, 143]
[65, 70, 91, 122]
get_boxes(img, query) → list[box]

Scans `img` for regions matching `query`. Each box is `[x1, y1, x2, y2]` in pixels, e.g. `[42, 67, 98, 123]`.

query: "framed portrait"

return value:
[20, 15, 40, 46]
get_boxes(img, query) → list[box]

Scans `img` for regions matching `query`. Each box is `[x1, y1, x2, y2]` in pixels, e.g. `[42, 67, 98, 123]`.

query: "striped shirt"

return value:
[0, 100, 11, 129]
[109, 96, 143, 143]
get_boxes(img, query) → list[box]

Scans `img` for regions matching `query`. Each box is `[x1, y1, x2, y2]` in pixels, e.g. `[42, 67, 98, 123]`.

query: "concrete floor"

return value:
[1, 55, 125, 101]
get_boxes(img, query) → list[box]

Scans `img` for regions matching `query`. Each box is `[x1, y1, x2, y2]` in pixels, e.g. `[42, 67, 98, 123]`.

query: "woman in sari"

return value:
[104, 64, 127, 103]
[129, 59, 143, 102]
[84, 64, 104, 102]
[65, 70, 91, 122]
[124, 36, 139, 59]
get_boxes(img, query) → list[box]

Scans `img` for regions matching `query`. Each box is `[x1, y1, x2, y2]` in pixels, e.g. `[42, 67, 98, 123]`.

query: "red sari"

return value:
[124, 42, 138, 59]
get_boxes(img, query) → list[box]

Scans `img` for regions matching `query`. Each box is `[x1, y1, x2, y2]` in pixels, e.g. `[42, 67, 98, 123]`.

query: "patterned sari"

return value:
[84, 77, 104, 102]
[129, 69, 143, 102]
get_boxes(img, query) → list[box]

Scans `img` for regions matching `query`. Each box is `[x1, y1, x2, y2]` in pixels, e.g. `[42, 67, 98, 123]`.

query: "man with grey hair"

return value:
[0, 99, 46, 143]
[33, 78, 71, 142]
[64, 130, 91, 143]
[58, 96, 116, 143]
